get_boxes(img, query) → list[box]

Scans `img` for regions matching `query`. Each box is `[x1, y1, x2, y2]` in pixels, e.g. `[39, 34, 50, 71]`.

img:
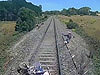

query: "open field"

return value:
[0, 21, 23, 74]
[59, 15, 100, 40]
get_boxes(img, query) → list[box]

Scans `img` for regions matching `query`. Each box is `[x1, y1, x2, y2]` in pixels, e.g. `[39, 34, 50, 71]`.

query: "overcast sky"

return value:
[0, 0, 100, 11]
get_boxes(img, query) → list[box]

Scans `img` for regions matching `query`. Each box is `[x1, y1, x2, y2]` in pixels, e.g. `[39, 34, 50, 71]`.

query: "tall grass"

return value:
[0, 21, 24, 74]
[58, 15, 100, 40]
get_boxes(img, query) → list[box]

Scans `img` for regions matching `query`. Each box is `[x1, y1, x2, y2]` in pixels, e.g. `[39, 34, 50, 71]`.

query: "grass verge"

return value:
[0, 21, 24, 74]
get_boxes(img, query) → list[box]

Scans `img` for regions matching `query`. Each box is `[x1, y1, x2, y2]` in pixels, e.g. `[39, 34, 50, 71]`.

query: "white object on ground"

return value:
[72, 55, 75, 58]
[43, 71, 49, 75]
[64, 41, 68, 44]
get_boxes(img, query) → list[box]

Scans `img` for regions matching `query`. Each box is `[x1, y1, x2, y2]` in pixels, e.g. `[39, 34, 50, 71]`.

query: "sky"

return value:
[26, 0, 100, 11]
[0, 0, 100, 11]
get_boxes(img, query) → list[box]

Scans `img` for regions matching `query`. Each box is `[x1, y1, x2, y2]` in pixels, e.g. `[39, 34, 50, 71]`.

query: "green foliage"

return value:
[44, 10, 60, 15]
[44, 15, 48, 18]
[78, 7, 91, 15]
[0, 0, 42, 21]
[90, 11, 97, 16]
[15, 7, 36, 32]
[43, 7, 98, 16]
[61, 9, 69, 16]
[94, 55, 100, 75]
[66, 19, 79, 29]
[68, 7, 78, 15]
[60, 7, 98, 16]
[61, 8, 78, 16]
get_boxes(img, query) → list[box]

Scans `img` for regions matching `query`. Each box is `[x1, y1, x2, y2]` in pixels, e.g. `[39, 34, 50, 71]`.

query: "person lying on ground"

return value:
[17, 62, 50, 75]
[62, 31, 75, 45]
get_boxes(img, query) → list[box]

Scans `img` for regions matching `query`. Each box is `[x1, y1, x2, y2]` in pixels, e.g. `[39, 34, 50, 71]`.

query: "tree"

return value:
[39, 5, 42, 10]
[61, 9, 69, 16]
[8, 0, 12, 1]
[0, 0, 42, 21]
[78, 7, 91, 15]
[90, 11, 97, 16]
[15, 7, 36, 32]
[68, 7, 78, 15]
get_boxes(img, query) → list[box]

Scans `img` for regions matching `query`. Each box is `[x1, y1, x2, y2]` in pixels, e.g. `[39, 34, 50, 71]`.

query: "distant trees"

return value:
[61, 7, 97, 16]
[68, 7, 78, 15]
[44, 7, 98, 16]
[61, 7, 78, 16]
[61, 9, 68, 16]
[90, 11, 97, 16]
[78, 7, 91, 15]
[43, 10, 60, 15]
[15, 7, 36, 32]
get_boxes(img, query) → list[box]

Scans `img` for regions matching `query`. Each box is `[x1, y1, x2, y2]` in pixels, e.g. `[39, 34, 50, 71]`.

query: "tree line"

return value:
[44, 7, 98, 16]
[0, 0, 42, 21]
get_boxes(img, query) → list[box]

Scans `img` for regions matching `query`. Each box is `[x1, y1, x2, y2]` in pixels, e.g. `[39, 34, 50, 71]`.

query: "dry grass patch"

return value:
[0, 21, 23, 74]
[0, 21, 16, 35]
[59, 15, 100, 40]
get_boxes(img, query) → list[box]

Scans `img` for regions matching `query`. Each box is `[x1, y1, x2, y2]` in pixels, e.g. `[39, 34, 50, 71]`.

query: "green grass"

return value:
[0, 21, 24, 74]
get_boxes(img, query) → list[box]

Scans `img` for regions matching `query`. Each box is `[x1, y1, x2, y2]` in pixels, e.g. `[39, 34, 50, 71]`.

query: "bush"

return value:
[67, 19, 79, 29]
[15, 7, 36, 32]
[80, 14, 84, 16]
[44, 15, 48, 18]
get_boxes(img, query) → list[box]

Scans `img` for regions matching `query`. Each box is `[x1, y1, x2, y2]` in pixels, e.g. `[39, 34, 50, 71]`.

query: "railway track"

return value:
[54, 18, 90, 75]
[54, 18, 79, 75]
[28, 17, 61, 75]
[4, 17, 90, 75]
[27, 17, 87, 75]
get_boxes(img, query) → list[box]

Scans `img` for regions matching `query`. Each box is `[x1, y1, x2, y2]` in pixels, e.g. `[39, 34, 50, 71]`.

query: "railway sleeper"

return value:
[39, 58, 56, 61]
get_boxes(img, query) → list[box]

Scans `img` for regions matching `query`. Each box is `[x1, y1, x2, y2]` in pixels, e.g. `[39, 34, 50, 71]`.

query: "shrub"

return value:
[80, 14, 84, 16]
[44, 15, 48, 18]
[67, 19, 79, 29]
[15, 7, 36, 32]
